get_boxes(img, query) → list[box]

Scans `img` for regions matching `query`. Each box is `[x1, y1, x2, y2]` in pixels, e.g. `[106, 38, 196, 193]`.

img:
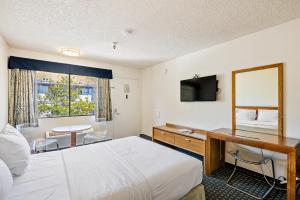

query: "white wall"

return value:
[9, 48, 142, 141]
[0, 34, 8, 128]
[141, 18, 300, 177]
[142, 18, 300, 138]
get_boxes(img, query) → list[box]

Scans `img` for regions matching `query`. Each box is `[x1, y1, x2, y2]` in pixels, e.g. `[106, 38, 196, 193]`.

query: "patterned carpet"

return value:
[203, 164, 286, 200]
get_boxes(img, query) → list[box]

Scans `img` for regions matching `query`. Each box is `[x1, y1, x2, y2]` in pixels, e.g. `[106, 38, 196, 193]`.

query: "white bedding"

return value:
[9, 136, 203, 200]
[236, 119, 278, 129]
[9, 151, 70, 200]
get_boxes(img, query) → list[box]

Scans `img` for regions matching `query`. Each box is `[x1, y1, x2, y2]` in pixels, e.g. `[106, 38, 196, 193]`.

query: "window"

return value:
[70, 75, 96, 116]
[37, 71, 97, 118]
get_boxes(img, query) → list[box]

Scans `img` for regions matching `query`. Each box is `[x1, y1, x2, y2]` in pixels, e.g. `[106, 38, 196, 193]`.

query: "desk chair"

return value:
[227, 148, 276, 199]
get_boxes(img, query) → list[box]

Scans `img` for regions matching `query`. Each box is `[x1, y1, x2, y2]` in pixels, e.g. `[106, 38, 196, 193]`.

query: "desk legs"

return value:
[287, 150, 296, 200]
[205, 137, 212, 176]
[71, 132, 77, 147]
[205, 137, 225, 176]
[205, 137, 297, 199]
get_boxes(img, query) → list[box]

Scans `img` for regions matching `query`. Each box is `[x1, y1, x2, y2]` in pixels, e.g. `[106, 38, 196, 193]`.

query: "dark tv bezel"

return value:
[180, 75, 218, 102]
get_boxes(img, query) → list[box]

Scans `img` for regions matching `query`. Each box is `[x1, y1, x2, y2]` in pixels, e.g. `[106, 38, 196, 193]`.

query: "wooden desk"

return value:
[153, 123, 224, 174]
[206, 128, 300, 200]
[153, 124, 207, 156]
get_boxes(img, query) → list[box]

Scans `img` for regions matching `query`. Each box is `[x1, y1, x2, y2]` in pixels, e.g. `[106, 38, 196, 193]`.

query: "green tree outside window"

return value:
[38, 76, 95, 117]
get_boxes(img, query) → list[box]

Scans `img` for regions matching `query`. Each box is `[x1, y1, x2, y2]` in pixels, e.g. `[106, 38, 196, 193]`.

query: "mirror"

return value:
[232, 64, 283, 136]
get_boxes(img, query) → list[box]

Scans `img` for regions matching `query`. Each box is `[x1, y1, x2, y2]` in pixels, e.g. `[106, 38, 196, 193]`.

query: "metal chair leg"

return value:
[227, 151, 276, 200]
[259, 159, 275, 199]
[227, 156, 238, 185]
[54, 142, 59, 150]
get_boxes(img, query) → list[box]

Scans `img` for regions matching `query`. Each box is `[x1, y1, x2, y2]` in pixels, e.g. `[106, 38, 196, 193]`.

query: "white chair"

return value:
[45, 131, 69, 150]
[77, 128, 94, 145]
[83, 123, 108, 144]
[46, 127, 95, 147]
[15, 124, 36, 152]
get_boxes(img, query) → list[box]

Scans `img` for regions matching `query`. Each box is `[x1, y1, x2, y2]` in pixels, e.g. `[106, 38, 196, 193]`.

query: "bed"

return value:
[9, 136, 204, 200]
[236, 109, 278, 134]
[236, 119, 278, 134]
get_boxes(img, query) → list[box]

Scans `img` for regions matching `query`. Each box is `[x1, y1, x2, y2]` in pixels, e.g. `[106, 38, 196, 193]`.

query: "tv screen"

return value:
[180, 75, 217, 101]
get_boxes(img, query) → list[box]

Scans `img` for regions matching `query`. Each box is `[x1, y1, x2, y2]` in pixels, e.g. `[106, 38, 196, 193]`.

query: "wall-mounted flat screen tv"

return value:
[180, 75, 217, 101]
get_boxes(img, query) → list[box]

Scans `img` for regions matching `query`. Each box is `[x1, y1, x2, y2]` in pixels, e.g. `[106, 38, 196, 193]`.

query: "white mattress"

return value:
[9, 136, 203, 200]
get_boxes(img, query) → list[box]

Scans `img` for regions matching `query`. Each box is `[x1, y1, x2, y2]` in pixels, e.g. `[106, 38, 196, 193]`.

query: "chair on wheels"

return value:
[227, 148, 276, 200]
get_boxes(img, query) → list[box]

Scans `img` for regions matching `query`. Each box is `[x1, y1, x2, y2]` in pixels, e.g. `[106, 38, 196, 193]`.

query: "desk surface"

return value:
[154, 124, 300, 153]
[154, 125, 207, 140]
[208, 128, 300, 153]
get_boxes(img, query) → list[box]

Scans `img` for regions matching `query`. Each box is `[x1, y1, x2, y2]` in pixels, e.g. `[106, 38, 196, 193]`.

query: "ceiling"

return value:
[0, 0, 300, 68]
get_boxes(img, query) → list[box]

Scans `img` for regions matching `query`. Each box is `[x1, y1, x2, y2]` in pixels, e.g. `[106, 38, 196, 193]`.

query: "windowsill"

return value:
[38, 114, 95, 119]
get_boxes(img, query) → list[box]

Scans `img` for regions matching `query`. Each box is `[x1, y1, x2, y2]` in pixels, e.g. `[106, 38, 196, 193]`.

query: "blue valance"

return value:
[8, 56, 113, 79]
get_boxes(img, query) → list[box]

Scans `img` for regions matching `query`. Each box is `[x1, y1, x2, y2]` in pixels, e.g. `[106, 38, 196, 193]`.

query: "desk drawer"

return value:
[175, 134, 205, 155]
[153, 129, 175, 145]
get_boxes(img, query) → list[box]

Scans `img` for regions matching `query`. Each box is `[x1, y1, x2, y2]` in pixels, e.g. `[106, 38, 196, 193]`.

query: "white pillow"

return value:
[0, 124, 30, 175]
[1, 124, 24, 137]
[236, 109, 256, 121]
[0, 159, 13, 200]
[257, 110, 278, 122]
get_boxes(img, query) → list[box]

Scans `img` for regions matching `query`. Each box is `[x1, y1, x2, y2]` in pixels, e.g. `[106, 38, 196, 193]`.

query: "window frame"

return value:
[37, 73, 97, 119]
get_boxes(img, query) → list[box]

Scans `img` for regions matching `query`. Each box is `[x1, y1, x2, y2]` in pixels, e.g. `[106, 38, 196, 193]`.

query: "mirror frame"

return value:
[232, 63, 283, 136]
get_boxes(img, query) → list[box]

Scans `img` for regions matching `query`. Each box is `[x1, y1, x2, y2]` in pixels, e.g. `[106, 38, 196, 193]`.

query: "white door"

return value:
[111, 78, 140, 139]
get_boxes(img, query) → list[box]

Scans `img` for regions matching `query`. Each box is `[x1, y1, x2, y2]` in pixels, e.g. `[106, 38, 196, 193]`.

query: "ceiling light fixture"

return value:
[61, 48, 80, 57]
